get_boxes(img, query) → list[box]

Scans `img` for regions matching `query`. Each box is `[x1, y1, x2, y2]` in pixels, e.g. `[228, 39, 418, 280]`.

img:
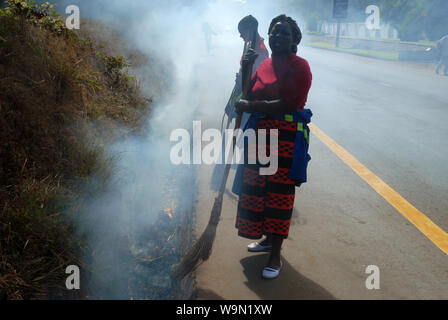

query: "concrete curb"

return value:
[305, 44, 398, 61]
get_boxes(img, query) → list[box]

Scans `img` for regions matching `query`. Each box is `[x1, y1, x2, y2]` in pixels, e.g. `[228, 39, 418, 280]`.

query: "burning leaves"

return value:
[79, 167, 197, 300]
[164, 200, 177, 220]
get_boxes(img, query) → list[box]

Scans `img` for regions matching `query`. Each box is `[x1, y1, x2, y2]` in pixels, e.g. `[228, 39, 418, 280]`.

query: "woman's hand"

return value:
[242, 48, 259, 67]
[236, 99, 297, 116]
[235, 99, 252, 114]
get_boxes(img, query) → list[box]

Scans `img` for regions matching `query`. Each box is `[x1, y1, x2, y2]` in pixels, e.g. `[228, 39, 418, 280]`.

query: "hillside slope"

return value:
[0, 0, 160, 299]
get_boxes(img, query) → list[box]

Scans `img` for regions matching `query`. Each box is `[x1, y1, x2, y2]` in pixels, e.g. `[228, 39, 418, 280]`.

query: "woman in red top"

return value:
[235, 15, 312, 279]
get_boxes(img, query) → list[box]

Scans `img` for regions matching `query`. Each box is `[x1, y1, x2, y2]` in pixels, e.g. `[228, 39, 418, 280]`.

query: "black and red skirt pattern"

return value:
[235, 118, 297, 239]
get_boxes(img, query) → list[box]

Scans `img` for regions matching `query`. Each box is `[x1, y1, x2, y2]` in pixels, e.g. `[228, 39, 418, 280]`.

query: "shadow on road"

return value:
[240, 254, 336, 300]
[194, 288, 225, 300]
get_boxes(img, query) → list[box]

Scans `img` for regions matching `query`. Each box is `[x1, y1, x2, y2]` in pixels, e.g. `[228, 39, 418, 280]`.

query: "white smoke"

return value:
[53, 0, 305, 299]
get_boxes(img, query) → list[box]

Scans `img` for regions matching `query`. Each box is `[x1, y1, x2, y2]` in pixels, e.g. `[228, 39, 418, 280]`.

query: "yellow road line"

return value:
[309, 123, 448, 255]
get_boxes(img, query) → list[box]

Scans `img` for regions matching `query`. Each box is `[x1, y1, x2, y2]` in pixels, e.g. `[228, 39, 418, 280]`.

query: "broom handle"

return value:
[171, 32, 259, 281]
[217, 114, 242, 195]
[217, 30, 257, 197]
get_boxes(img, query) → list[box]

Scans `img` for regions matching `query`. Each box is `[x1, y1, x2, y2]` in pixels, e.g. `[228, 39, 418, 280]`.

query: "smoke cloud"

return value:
[44, 0, 303, 299]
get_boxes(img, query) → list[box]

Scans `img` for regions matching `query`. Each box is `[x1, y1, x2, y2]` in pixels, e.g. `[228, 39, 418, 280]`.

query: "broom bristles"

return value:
[171, 195, 223, 280]
[171, 224, 217, 280]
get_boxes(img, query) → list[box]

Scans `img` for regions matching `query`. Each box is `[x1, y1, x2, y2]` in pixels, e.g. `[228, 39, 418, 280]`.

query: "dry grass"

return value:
[0, 0, 156, 299]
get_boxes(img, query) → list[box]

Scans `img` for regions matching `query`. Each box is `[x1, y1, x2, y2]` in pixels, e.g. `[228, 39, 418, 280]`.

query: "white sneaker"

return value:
[262, 261, 283, 280]
[247, 242, 272, 252]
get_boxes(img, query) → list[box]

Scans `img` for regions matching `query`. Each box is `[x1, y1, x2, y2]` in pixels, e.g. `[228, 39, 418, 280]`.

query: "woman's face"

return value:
[239, 28, 253, 43]
[269, 21, 293, 56]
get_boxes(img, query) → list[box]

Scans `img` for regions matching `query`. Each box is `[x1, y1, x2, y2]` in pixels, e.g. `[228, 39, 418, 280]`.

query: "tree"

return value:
[422, 0, 448, 40]
[280, 0, 333, 31]
[380, 0, 426, 41]
[335, 0, 448, 41]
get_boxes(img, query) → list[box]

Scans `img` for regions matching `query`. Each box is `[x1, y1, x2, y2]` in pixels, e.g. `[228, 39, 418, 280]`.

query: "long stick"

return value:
[171, 30, 258, 280]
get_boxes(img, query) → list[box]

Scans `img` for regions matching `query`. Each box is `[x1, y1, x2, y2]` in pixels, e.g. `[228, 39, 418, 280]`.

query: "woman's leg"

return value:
[259, 234, 272, 246]
[267, 235, 283, 269]
[444, 58, 448, 75]
[258, 119, 297, 270]
[436, 59, 442, 74]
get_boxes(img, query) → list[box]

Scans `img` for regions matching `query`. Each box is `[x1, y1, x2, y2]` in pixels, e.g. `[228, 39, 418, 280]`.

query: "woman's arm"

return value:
[236, 99, 296, 115]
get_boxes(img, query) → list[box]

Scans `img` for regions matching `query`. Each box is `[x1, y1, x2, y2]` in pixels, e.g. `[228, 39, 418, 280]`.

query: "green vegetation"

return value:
[306, 33, 437, 47]
[0, 0, 155, 299]
[376, 0, 448, 41]
[282, 0, 448, 42]
[0, 0, 68, 35]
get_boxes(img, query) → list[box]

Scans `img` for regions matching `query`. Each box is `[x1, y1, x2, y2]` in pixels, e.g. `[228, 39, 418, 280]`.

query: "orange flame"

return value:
[164, 208, 173, 219]
[163, 200, 176, 219]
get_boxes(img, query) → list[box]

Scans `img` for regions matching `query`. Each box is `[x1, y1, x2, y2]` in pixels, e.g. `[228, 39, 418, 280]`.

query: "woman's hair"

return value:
[238, 15, 258, 33]
[268, 14, 302, 47]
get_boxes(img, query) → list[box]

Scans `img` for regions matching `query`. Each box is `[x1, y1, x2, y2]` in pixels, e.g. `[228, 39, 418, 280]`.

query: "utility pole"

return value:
[336, 19, 341, 48]
[333, 0, 349, 48]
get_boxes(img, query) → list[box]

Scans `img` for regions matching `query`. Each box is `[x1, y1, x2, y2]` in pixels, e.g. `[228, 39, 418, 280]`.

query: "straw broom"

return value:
[171, 32, 258, 280]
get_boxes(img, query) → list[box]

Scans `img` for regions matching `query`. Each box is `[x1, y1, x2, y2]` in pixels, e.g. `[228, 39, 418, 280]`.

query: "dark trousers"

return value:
[436, 55, 448, 75]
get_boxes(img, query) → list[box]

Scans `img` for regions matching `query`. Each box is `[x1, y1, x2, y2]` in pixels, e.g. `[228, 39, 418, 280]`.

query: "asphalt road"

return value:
[193, 46, 448, 300]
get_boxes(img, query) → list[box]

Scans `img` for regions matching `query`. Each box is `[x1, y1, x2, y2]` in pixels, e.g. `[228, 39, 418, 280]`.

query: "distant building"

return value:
[319, 21, 398, 39]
